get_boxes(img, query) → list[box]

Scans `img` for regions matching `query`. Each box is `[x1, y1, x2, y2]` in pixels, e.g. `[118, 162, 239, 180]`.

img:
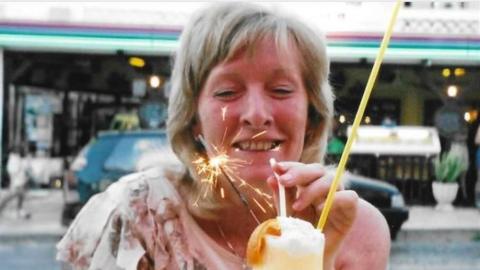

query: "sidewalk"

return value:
[396, 206, 480, 242]
[391, 207, 480, 269]
[0, 189, 66, 239]
[1, 189, 480, 240]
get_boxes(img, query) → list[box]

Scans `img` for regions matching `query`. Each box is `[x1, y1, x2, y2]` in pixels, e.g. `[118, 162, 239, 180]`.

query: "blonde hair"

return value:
[167, 2, 334, 206]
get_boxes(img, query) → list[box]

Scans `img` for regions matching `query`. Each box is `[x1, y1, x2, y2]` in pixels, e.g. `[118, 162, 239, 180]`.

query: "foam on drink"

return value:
[247, 216, 324, 270]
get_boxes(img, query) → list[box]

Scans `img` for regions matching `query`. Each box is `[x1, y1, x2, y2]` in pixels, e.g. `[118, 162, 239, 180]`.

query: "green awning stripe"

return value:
[0, 33, 478, 61]
[328, 46, 480, 60]
[0, 34, 179, 54]
[0, 27, 179, 40]
[329, 41, 480, 50]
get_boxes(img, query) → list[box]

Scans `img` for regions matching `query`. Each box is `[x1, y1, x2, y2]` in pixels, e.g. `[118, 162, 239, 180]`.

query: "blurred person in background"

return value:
[0, 146, 32, 219]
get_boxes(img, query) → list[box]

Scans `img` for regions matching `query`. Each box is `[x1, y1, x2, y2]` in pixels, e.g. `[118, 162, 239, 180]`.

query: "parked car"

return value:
[61, 129, 169, 225]
[62, 130, 409, 239]
[344, 172, 409, 239]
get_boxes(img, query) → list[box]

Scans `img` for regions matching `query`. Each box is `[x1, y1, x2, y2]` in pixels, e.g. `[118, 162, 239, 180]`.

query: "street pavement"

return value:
[390, 206, 480, 270]
[0, 189, 66, 238]
[1, 189, 480, 270]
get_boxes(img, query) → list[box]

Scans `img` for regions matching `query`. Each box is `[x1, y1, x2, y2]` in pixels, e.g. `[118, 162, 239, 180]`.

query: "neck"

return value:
[185, 172, 276, 257]
[195, 201, 273, 257]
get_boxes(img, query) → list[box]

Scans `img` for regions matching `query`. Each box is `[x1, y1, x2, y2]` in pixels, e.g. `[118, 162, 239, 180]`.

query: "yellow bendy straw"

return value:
[317, 0, 403, 231]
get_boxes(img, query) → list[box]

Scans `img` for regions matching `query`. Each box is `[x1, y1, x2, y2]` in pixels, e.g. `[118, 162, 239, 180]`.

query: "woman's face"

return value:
[195, 37, 309, 184]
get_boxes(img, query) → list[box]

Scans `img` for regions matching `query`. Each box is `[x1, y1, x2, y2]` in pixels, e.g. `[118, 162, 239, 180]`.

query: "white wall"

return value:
[0, 2, 477, 35]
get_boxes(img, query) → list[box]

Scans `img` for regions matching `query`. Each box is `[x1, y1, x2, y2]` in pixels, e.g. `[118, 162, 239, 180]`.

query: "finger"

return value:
[271, 161, 301, 173]
[291, 201, 317, 225]
[293, 178, 331, 211]
[274, 162, 326, 187]
[294, 172, 346, 211]
[283, 186, 296, 217]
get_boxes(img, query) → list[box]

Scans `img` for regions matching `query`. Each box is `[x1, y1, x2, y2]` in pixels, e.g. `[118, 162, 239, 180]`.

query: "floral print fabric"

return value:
[56, 167, 221, 270]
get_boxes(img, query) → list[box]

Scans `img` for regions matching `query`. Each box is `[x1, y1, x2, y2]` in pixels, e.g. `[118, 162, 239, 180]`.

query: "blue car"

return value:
[76, 130, 167, 202]
[62, 129, 168, 225]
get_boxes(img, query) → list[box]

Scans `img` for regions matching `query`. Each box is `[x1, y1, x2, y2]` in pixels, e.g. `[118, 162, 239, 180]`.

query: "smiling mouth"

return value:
[233, 141, 282, 151]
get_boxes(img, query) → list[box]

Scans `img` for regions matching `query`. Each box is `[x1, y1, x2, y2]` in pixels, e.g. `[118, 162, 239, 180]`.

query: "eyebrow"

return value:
[208, 66, 301, 86]
[271, 68, 292, 76]
[270, 68, 302, 82]
[208, 72, 243, 84]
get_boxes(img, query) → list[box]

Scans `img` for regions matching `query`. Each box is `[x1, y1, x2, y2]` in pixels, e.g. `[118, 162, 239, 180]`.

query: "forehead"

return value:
[223, 36, 303, 70]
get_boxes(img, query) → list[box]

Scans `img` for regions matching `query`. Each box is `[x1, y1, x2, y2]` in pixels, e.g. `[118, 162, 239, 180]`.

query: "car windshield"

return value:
[75, 134, 119, 183]
[103, 133, 167, 172]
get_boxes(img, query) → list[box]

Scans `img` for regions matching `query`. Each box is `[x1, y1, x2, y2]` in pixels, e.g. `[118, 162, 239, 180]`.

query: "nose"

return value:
[240, 88, 273, 128]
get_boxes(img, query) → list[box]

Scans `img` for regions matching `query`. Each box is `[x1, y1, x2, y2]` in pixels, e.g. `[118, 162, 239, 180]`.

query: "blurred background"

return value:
[0, 1, 479, 269]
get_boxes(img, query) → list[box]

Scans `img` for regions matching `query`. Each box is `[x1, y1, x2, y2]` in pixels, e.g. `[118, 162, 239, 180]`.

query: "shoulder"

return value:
[117, 164, 186, 201]
[56, 165, 187, 269]
[336, 199, 391, 270]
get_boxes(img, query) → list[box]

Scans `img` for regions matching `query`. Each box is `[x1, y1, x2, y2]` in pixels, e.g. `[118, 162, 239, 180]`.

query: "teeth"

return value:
[239, 142, 249, 150]
[237, 141, 278, 151]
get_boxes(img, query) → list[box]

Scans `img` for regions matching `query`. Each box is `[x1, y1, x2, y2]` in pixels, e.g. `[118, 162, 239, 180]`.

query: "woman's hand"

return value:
[267, 161, 358, 269]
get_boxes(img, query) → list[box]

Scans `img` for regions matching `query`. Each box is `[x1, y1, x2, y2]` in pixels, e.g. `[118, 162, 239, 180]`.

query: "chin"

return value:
[237, 165, 272, 183]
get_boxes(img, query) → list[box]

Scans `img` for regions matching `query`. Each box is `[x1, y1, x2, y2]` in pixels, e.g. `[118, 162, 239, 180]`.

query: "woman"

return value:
[57, 3, 390, 269]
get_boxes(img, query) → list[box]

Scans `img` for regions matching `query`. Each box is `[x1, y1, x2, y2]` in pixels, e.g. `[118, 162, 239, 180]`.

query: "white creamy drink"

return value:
[248, 217, 325, 270]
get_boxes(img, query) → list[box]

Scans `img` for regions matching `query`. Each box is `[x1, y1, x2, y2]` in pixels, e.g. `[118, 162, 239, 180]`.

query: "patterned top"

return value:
[56, 166, 247, 270]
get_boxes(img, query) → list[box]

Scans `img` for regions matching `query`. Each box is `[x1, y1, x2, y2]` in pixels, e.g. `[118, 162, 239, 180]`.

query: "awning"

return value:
[0, 21, 479, 65]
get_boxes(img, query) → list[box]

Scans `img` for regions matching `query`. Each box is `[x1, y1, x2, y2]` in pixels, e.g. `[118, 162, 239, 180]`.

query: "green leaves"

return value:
[434, 151, 467, 183]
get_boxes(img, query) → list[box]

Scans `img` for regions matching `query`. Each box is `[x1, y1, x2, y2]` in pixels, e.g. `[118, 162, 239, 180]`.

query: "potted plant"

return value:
[432, 151, 467, 210]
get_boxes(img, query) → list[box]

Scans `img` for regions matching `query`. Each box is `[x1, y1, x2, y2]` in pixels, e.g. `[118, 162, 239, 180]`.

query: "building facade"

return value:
[0, 2, 478, 202]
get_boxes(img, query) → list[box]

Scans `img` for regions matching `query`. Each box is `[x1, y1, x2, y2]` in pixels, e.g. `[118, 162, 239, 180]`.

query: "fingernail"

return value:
[277, 162, 286, 170]
[280, 173, 292, 183]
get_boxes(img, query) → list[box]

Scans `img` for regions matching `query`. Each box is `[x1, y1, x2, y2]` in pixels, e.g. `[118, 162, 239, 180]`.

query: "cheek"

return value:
[278, 99, 308, 153]
[197, 100, 233, 142]
[280, 99, 308, 130]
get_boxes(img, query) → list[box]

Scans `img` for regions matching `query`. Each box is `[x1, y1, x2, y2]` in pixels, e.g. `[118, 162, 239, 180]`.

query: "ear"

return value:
[192, 119, 202, 141]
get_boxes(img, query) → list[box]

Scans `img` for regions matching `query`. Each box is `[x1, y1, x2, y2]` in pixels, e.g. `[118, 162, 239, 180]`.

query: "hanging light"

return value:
[464, 112, 471, 122]
[129, 57, 145, 68]
[339, 114, 346, 124]
[365, 116, 371, 124]
[446, 85, 458, 97]
[454, 68, 465, 77]
[149, 75, 161, 88]
[464, 109, 478, 123]
[441, 68, 451, 78]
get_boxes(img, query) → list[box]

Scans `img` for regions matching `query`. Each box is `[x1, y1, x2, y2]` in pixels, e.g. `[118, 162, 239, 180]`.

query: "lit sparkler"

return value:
[193, 133, 274, 224]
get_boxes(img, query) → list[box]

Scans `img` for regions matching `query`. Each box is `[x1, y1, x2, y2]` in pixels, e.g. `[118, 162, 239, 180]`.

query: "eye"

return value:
[213, 89, 238, 100]
[272, 86, 293, 96]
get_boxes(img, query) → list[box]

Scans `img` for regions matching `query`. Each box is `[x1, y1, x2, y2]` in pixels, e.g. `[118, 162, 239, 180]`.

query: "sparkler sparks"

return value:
[221, 106, 228, 121]
[251, 130, 267, 139]
[252, 198, 267, 213]
[193, 150, 246, 191]
[193, 133, 274, 223]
